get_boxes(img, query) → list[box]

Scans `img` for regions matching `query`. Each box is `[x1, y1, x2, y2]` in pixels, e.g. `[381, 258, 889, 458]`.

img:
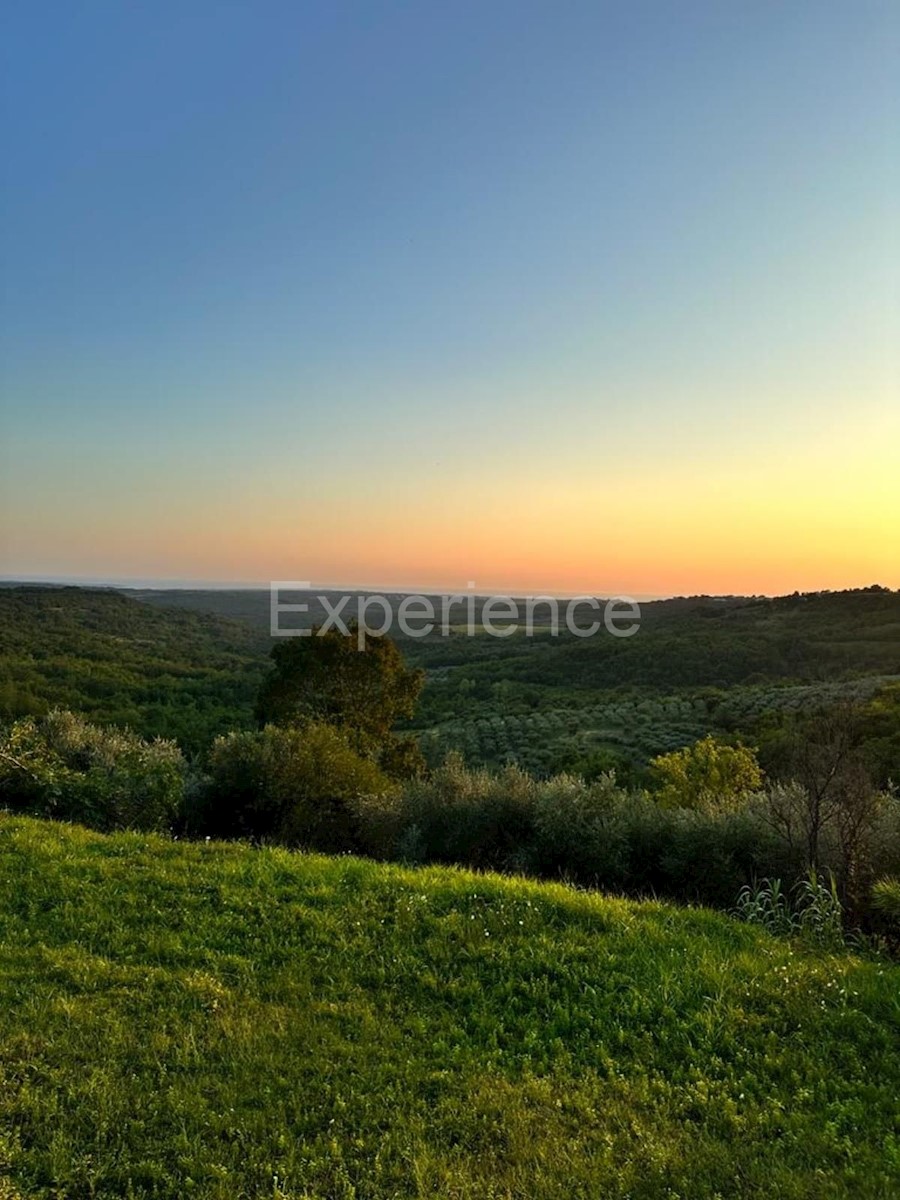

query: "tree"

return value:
[767, 703, 883, 912]
[255, 625, 425, 773]
[650, 736, 763, 813]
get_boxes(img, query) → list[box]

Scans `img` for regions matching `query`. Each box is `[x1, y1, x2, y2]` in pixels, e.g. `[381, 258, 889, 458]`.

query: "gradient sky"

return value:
[1, 1, 898, 596]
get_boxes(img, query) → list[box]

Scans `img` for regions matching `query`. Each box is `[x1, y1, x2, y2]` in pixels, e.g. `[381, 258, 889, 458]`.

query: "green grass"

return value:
[1, 817, 898, 1199]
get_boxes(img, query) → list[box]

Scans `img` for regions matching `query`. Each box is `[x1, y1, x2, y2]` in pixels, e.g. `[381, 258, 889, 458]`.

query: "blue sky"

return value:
[1, 2, 897, 593]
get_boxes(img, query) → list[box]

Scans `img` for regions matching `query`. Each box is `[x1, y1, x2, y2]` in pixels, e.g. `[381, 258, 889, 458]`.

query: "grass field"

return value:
[1, 816, 898, 1199]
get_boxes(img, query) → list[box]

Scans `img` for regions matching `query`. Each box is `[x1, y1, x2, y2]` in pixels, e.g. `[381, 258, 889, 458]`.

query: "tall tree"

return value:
[255, 626, 424, 762]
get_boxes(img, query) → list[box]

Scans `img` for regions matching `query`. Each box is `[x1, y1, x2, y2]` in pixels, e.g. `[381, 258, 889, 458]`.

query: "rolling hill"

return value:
[0, 587, 269, 754]
[1, 815, 897, 1198]
[3, 584, 899, 775]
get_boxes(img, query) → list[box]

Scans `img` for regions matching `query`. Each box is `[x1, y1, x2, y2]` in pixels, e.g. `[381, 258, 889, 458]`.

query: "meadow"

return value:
[1, 814, 898, 1199]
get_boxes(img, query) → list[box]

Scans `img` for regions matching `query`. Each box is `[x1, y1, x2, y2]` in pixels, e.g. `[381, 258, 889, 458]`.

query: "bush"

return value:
[650, 736, 763, 812]
[354, 752, 539, 870]
[355, 755, 789, 909]
[653, 804, 791, 907]
[0, 709, 184, 832]
[193, 722, 394, 851]
[385, 752, 539, 871]
[528, 774, 786, 906]
[528, 772, 631, 886]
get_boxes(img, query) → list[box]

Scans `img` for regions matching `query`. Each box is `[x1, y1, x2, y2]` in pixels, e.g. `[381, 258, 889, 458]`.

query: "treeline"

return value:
[3, 714, 898, 940]
[4, 586, 900, 781]
[135, 583, 900, 684]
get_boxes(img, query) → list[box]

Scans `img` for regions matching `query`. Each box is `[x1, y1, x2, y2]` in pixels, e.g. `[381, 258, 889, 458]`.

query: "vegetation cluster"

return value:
[2, 586, 900, 1195]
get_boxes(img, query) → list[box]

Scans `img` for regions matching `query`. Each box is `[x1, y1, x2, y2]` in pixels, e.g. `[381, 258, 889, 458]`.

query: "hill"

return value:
[3, 585, 899, 775]
[1, 815, 897, 1198]
[0, 587, 269, 754]
[128, 586, 900, 687]
[133, 585, 900, 775]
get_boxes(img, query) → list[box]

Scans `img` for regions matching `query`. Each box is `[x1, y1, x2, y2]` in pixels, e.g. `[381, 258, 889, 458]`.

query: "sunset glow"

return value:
[1, 3, 897, 595]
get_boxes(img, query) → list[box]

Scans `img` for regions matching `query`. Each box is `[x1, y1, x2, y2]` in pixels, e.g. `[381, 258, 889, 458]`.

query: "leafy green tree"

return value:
[255, 626, 425, 774]
[650, 735, 763, 813]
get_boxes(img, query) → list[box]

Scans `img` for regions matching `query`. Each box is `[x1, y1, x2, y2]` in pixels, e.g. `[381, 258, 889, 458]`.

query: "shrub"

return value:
[528, 772, 631, 887]
[362, 752, 538, 871]
[650, 736, 763, 812]
[357, 755, 788, 909]
[653, 804, 790, 907]
[0, 709, 184, 832]
[195, 722, 394, 851]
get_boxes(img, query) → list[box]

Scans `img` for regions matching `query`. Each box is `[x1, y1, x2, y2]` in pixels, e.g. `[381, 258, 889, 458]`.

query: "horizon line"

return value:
[1, 575, 895, 604]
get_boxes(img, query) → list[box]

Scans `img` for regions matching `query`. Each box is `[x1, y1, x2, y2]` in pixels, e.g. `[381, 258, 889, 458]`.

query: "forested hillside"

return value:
[0, 588, 268, 754]
[129, 584, 900, 777]
[2, 584, 899, 775]
[130, 584, 900, 686]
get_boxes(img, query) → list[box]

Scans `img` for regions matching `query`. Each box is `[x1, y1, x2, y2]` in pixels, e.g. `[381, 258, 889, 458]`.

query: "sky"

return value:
[1, 1, 898, 597]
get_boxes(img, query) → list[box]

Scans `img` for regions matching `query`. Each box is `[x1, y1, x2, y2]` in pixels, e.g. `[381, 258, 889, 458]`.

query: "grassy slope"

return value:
[1, 818, 898, 1199]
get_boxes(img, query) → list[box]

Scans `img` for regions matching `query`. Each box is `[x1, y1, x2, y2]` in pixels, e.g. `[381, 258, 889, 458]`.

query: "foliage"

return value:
[528, 770, 633, 884]
[1, 816, 898, 1199]
[734, 877, 798, 937]
[0, 587, 267, 754]
[255, 625, 425, 774]
[256, 625, 424, 741]
[872, 876, 900, 923]
[361, 751, 539, 871]
[192, 721, 394, 851]
[736, 870, 845, 951]
[775, 703, 873, 869]
[0, 710, 184, 832]
[357, 756, 791, 909]
[2, 585, 898, 923]
[649, 735, 763, 812]
[4, 586, 900, 783]
[793, 868, 846, 950]
[758, 706, 892, 923]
